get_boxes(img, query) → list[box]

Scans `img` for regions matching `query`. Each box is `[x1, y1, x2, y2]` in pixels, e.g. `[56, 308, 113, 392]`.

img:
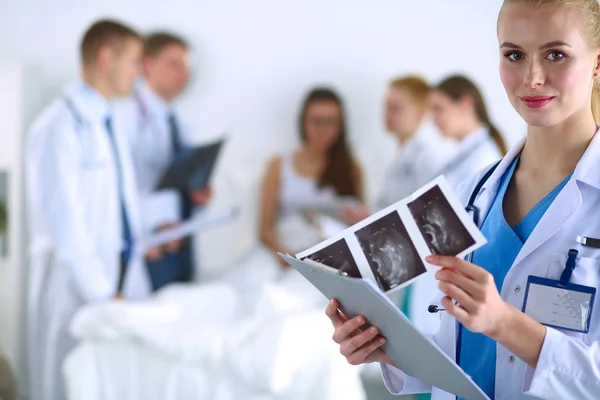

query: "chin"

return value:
[517, 107, 565, 128]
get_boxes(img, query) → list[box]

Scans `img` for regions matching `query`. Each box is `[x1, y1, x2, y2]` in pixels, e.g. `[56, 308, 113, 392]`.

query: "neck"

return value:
[520, 110, 597, 173]
[395, 129, 417, 144]
[82, 70, 114, 100]
[455, 120, 484, 141]
[148, 81, 174, 104]
[302, 143, 329, 163]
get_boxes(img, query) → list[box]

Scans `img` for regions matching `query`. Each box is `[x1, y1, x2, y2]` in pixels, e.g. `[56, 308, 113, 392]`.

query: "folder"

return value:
[156, 137, 225, 191]
[279, 253, 490, 400]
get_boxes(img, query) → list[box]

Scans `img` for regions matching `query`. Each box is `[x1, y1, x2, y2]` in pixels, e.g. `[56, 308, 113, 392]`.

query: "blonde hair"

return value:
[501, 0, 600, 121]
[389, 75, 431, 109]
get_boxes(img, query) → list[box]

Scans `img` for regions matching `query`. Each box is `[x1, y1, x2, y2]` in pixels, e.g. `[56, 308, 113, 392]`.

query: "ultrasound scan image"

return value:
[407, 184, 476, 256]
[303, 238, 362, 278]
[355, 211, 426, 292]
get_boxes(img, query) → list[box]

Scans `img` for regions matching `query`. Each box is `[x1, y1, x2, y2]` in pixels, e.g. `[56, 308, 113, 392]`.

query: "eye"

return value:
[504, 51, 524, 62]
[546, 51, 565, 61]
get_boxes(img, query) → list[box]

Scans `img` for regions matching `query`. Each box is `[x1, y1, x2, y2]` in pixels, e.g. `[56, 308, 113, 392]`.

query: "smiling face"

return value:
[497, 2, 600, 127]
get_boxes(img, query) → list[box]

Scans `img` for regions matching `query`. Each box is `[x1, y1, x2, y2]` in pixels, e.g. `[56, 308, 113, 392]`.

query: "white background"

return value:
[0, 0, 525, 389]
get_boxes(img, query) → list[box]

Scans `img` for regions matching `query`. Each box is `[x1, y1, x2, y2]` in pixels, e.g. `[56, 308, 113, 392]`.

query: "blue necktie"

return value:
[168, 113, 183, 156]
[105, 117, 134, 266]
[167, 113, 193, 219]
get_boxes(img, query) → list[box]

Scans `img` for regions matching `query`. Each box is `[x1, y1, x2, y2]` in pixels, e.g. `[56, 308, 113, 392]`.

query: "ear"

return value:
[96, 45, 112, 71]
[458, 94, 474, 110]
[141, 57, 151, 76]
[594, 51, 600, 79]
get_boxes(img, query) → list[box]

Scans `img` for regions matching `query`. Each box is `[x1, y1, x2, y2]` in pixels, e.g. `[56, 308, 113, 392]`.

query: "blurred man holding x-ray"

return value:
[115, 32, 212, 291]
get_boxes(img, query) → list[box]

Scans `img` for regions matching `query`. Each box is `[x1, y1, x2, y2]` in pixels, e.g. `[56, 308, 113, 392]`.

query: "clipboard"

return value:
[156, 137, 225, 191]
[141, 207, 238, 252]
[280, 253, 490, 400]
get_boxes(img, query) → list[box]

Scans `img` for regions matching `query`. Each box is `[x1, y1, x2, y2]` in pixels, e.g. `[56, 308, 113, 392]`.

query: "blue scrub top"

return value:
[458, 155, 572, 399]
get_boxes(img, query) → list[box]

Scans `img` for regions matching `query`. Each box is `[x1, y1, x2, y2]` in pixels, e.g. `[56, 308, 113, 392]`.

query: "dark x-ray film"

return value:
[302, 238, 362, 279]
[156, 137, 225, 191]
[407, 184, 476, 256]
[355, 211, 426, 292]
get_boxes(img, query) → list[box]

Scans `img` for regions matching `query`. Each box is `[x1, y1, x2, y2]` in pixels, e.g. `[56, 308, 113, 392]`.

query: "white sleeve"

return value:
[380, 364, 432, 395]
[523, 327, 600, 399]
[36, 126, 113, 303]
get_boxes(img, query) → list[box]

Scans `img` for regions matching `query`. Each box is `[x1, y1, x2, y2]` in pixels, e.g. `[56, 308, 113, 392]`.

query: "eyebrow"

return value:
[500, 40, 571, 49]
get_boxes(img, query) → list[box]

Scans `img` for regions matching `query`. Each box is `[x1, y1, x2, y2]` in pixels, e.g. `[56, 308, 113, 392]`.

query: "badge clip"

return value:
[559, 249, 578, 286]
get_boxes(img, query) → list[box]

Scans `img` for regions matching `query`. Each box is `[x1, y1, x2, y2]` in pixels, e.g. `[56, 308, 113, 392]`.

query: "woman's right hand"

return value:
[325, 298, 397, 367]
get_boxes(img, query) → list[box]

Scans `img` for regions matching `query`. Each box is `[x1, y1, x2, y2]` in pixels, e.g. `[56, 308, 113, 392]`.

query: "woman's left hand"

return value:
[426, 255, 511, 339]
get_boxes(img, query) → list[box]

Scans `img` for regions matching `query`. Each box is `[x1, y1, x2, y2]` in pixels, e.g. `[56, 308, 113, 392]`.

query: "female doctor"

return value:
[325, 0, 600, 399]
[429, 74, 508, 188]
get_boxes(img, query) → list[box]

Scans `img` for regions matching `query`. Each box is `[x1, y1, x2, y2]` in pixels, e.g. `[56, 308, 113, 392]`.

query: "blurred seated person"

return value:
[259, 87, 365, 267]
[341, 75, 455, 225]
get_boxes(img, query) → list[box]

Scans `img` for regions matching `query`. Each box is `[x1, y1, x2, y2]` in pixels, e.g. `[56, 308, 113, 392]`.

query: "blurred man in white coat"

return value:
[115, 32, 212, 291]
[25, 19, 152, 400]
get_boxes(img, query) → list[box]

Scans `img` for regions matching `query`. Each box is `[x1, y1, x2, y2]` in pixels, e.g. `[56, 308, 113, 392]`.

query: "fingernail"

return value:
[379, 338, 386, 344]
[356, 317, 364, 325]
[370, 327, 378, 334]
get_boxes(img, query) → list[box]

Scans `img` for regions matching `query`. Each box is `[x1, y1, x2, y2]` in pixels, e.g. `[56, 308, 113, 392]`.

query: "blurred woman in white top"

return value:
[259, 87, 365, 267]
[430, 74, 508, 187]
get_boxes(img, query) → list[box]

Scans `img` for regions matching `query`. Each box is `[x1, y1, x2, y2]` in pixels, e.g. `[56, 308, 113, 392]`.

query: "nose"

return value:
[523, 58, 545, 88]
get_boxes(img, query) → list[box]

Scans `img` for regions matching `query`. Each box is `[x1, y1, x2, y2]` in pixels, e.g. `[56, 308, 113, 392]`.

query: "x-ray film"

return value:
[296, 176, 486, 294]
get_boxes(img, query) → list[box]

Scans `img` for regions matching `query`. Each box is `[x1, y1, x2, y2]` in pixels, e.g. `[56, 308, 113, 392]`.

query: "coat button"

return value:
[514, 285, 521, 293]
[508, 355, 515, 363]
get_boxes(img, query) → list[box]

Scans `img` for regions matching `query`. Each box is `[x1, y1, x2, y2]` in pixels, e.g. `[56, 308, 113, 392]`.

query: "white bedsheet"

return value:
[63, 244, 366, 400]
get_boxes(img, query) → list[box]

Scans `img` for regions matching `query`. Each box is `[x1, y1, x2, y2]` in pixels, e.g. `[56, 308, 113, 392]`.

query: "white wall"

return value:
[0, 0, 526, 387]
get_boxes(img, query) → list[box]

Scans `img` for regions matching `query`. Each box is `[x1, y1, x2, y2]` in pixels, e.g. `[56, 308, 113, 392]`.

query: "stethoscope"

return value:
[428, 159, 502, 314]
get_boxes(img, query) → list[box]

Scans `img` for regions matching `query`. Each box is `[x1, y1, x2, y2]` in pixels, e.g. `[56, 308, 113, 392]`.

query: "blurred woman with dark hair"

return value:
[259, 87, 364, 266]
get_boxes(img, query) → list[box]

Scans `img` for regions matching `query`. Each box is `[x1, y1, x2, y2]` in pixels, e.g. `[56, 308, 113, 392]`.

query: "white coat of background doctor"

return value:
[25, 20, 152, 400]
[325, 1, 600, 399]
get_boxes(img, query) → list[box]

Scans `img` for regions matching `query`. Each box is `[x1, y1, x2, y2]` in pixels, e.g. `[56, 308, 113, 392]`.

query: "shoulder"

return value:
[265, 154, 285, 178]
[27, 98, 74, 144]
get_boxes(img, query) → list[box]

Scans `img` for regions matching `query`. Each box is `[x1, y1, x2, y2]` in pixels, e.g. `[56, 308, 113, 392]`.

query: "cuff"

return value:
[380, 363, 431, 395]
[523, 327, 562, 397]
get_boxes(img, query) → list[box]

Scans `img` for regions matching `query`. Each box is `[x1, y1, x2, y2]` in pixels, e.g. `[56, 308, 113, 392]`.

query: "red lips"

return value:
[519, 96, 555, 109]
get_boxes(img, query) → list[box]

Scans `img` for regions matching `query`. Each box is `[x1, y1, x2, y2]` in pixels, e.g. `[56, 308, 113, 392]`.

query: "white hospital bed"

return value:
[63, 166, 367, 400]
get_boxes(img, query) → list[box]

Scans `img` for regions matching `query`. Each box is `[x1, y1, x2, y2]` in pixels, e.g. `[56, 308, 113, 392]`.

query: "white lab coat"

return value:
[439, 127, 503, 188]
[381, 129, 600, 400]
[375, 126, 457, 211]
[25, 81, 151, 400]
[113, 81, 194, 235]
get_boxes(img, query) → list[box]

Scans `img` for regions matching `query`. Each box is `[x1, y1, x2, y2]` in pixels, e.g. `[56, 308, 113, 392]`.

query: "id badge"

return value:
[522, 276, 596, 333]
